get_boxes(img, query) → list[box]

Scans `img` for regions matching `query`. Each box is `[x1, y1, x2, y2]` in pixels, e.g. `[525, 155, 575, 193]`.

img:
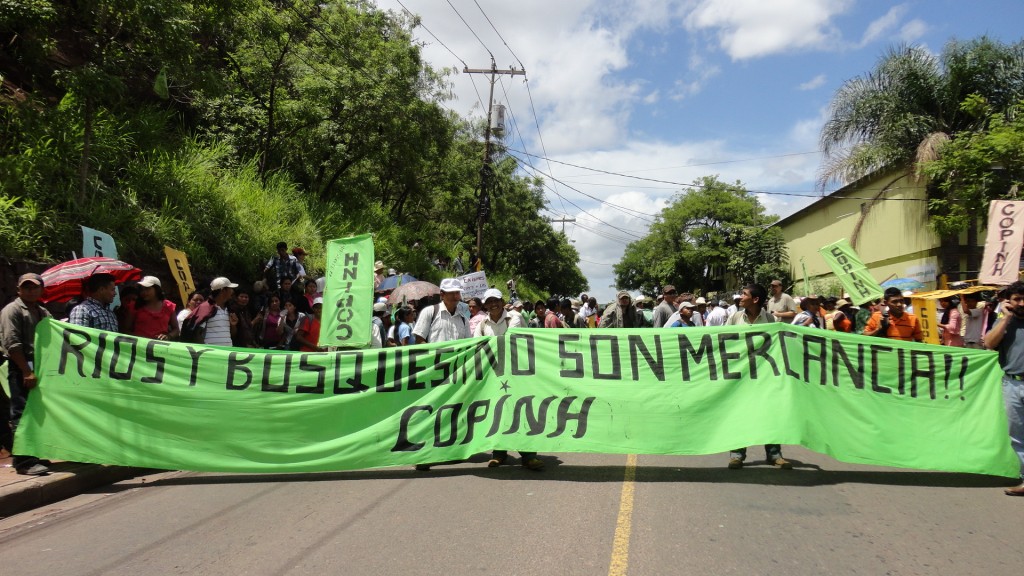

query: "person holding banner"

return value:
[983, 281, 1024, 496]
[725, 283, 793, 470]
[412, 278, 469, 471]
[69, 273, 120, 332]
[473, 288, 545, 470]
[0, 274, 52, 476]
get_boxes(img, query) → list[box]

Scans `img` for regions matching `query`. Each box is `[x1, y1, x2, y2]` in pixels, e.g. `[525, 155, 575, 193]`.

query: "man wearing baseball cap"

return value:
[473, 288, 545, 470]
[0, 273, 52, 475]
[411, 278, 469, 470]
[192, 277, 239, 346]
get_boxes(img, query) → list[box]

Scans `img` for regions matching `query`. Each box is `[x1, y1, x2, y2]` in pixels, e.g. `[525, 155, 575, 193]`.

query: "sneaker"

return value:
[17, 462, 50, 476]
[727, 457, 743, 469]
[414, 464, 432, 471]
[522, 457, 545, 470]
[487, 455, 508, 468]
[769, 456, 793, 469]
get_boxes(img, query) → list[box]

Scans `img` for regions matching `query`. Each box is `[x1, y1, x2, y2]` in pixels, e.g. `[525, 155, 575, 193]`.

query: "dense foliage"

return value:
[0, 0, 586, 296]
[920, 98, 1024, 236]
[613, 176, 788, 295]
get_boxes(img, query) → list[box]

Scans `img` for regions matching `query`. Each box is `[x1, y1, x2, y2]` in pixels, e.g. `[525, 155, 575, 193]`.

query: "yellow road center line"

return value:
[608, 453, 637, 576]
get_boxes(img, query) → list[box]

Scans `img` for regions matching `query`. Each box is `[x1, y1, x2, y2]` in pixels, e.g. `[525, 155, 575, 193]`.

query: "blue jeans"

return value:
[1002, 376, 1024, 479]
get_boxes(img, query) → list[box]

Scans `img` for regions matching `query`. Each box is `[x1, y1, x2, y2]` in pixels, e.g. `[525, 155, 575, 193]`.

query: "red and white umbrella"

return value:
[40, 257, 143, 303]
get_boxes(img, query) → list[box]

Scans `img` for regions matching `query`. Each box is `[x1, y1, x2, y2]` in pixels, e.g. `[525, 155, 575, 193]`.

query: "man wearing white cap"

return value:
[413, 278, 468, 344]
[412, 278, 469, 470]
[197, 277, 238, 346]
[473, 289, 545, 470]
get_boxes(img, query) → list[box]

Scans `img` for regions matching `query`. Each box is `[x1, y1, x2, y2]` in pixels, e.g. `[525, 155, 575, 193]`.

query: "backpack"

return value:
[424, 303, 466, 342]
[180, 303, 215, 343]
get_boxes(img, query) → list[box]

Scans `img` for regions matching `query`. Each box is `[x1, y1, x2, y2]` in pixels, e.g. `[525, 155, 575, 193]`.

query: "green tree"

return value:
[920, 98, 1024, 236]
[614, 176, 783, 295]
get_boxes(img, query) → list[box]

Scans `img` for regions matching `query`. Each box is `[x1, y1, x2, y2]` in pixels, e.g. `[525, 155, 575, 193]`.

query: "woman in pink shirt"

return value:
[938, 297, 964, 347]
[127, 276, 180, 340]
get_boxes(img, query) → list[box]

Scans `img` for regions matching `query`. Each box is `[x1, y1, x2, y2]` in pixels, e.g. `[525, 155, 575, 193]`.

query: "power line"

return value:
[497, 77, 569, 216]
[514, 158, 660, 221]
[555, 150, 823, 178]
[510, 147, 929, 202]
[473, 0, 525, 69]
[396, 0, 466, 67]
[445, 0, 493, 58]
[512, 158, 646, 239]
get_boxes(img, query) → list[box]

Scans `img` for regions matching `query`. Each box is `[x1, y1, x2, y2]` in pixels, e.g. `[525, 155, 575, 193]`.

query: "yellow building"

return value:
[777, 168, 977, 292]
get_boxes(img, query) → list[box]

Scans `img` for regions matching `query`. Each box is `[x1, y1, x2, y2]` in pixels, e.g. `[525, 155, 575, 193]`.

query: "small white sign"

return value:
[457, 271, 489, 300]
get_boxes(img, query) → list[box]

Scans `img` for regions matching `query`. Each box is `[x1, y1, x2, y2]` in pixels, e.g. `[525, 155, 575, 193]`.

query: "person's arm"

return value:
[413, 307, 432, 344]
[984, 302, 1015, 349]
[864, 313, 887, 336]
[166, 307, 181, 340]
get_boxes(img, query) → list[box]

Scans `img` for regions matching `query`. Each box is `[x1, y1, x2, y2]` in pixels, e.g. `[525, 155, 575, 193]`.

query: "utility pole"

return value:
[463, 56, 525, 267]
[548, 216, 576, 233]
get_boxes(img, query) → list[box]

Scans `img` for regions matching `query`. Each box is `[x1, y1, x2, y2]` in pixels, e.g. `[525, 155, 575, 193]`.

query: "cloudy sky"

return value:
[374, 0, 1024, 301]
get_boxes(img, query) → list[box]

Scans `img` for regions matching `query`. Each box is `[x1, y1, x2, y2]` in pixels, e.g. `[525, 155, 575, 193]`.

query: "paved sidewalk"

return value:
[0, 451, 149, 517]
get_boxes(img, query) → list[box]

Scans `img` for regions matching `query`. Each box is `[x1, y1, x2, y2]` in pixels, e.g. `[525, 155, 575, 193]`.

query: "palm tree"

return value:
[818, 38, 1024, 267]
[818, 37, 1024, 190]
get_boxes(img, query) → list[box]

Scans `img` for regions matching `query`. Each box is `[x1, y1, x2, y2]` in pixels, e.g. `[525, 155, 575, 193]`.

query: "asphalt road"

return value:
[0, 447, 1020, 576]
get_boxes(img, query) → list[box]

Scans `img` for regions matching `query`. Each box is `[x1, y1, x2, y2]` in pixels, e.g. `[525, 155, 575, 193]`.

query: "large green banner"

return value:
[319, 234, 373, 348]
[16, 319, 1018, 477]
[818, 238, 885, 305]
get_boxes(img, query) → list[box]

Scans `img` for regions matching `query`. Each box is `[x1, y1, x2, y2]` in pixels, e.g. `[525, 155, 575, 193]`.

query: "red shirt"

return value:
[132, 300, 176, 339]
[298, 316, 321, 352]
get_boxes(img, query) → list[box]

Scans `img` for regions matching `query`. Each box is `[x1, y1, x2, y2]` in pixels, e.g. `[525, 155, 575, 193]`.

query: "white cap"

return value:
[312, 297, 324, 306]
[387, 268, 397, 276]
[902, 290, 914, 297]
[482, 288, 503, 302]
[439, 278, 463, 293]
[138, 276, 162, 288]
[732, 294, 741, 300]
[695, 296, 706, 305]
[511, 299, 523, 308]
[373, 302, 387, 312]
[210, 277, 238, 291]
[679, 301, 696, 309]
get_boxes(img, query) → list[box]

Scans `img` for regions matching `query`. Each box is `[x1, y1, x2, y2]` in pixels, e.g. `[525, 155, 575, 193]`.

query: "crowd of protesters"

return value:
[2, 249, 1023, 494]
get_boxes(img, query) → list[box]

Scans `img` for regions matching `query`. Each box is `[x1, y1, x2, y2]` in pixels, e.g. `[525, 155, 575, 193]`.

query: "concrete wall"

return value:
[779, 169, 942, 291]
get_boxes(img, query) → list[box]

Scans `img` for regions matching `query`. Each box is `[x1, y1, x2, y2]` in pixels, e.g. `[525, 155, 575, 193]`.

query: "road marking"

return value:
[608, 453, 637, 576]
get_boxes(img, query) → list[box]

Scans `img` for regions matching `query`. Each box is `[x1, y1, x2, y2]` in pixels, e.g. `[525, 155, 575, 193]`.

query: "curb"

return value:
[0, 463, 149, 517]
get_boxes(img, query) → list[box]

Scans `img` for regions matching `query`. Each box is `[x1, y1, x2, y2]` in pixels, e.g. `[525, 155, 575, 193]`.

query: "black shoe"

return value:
[17, 462, 50, 476]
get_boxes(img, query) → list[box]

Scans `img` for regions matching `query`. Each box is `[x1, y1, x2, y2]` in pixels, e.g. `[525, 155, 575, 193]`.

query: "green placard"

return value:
[319, 234, 374, 349]
[818, 238, 885, 305]
[16, 319, 1018, 477]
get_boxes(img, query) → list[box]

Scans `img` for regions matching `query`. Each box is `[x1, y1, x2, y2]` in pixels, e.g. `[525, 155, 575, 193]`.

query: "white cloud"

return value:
[797, 74, 827, 91]
[860, 4, 909, 46]
[643, 90, 660, 104]
[670, 51, 721, 100]
[899, 19, 929, 42]
[685, 0, 852, 60]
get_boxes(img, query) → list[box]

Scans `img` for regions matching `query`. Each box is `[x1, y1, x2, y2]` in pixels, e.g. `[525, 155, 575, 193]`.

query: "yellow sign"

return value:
[163, 246, 196, 306]
[910, 285, 997, 346]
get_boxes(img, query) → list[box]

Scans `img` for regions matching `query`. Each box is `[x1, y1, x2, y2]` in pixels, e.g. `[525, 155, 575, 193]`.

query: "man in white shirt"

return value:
[196, 277, 238, 346]
[960, 292, 985, 349]
[767, 280, 797, 322]
[411, 278, 469, 472]
[705, 300, 729, 326]
[473, 288, 545, 470]
[413, 278, 469, 344]
[726, 293, 741, 317]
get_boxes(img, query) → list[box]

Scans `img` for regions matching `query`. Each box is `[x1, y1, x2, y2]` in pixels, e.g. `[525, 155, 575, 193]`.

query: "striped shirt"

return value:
[203, 306, 233, 346]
